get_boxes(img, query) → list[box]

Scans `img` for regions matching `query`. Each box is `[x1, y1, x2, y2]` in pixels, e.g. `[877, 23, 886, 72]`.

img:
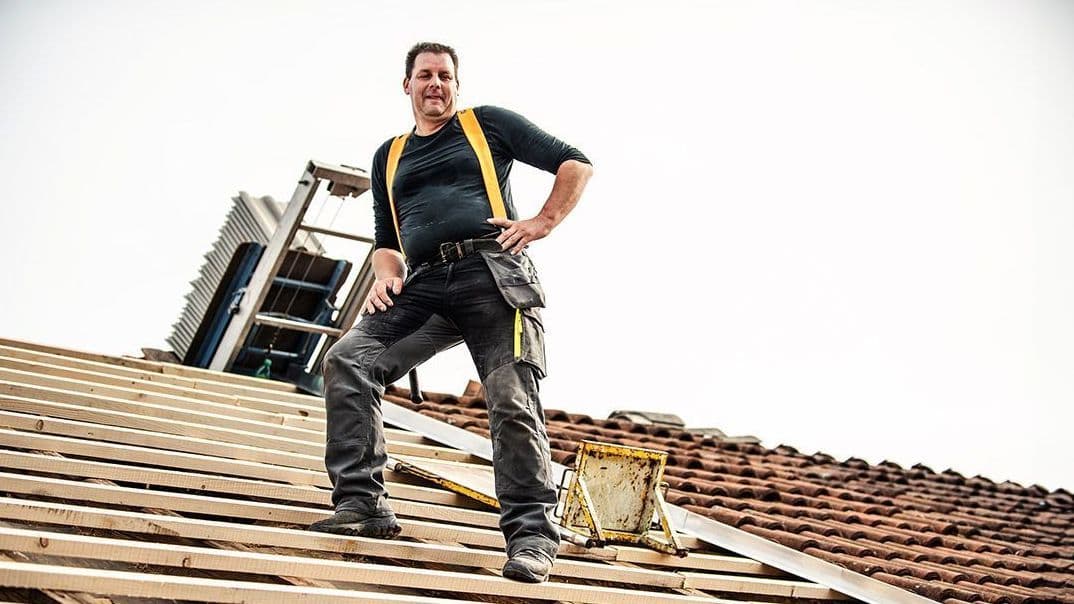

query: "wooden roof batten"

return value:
[0, 337, 846, 603]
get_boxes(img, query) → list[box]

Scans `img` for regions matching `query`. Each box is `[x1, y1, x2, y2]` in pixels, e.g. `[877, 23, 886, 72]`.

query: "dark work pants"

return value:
[321, 253, 560, 560]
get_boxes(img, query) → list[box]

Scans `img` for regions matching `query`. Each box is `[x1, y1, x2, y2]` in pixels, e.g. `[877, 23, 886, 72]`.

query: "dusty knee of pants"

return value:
[484, 361, 550, 456]
[321, 340, 348, 381]
[484, 361, 540, 417]
[322, 332, 387, 390]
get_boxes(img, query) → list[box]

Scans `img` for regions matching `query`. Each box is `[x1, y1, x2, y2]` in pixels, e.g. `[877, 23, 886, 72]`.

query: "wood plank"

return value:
[0, 498, 659, 585]
[0, 341, 833, 593]
[384, 427, 437, 445]
[0, 421, 765, 574]
[0, 343, 325, 412]
[0, 383, 478, 463]
[0, 354, 238, 406]
[0, 527, 730, 604]
[392, 454, 499, 509]
[0, 472, 507, 549]
[0, 449, 498, 529]
[0, 404, 794, 582]
[0, 447, 326, 503]
[1, 548, 112, 604]
[0, 363, 316, 430]
[0, 354, 324, 422]
[0, 411, 464, 508]
[0, 473, 785, 577]
[0, 560, 465, 604]
[0, 426, 469, 508]
[680, 571, 848, 600]
[0, 372, 320, 437]
[0, 376, 308, 434]
[0, 337, 303, 395]
[0, 353, 451, 445]
[0, 407, 323, 471]
[0, 392, 322, 457]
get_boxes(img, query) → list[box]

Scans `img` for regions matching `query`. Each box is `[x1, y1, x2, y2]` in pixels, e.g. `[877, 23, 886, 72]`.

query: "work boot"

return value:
[502, 548, 553, 583]
[308, 509, 401, 539]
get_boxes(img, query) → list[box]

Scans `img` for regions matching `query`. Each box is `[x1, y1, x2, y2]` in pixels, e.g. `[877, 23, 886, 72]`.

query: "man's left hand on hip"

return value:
[488, 216, 553, 255]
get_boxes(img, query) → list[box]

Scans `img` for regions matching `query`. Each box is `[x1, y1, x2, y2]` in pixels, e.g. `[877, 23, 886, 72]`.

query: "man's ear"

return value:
[403, 77, 411, 95]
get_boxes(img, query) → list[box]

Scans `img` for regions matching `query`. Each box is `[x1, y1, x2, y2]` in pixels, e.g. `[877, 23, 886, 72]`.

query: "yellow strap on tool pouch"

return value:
[513, 308, 523, 359]
[383, 108, 507, 259]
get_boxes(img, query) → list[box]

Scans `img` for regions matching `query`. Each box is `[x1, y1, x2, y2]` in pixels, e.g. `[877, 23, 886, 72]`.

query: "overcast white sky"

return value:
[2, 1, 1071, 490]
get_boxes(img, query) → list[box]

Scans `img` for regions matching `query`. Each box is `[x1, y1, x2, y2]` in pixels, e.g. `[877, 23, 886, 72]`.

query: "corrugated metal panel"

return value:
[166, 192, 293, 359]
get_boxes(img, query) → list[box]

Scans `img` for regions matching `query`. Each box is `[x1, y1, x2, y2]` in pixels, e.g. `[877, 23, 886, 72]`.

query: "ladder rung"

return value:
[298, 223, 374, 244]
[253, 314, 343, 337]
[271, 276, 332, 293]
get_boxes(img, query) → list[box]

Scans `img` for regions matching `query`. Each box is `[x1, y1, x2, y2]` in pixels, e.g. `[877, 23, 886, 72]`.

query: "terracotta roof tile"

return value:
[809, 532, 886, 558]
[735, 524, 823, 551]
[804, 548, 892, 576]
[392, 384, 1074, 604]
[870, 572, 985, 602]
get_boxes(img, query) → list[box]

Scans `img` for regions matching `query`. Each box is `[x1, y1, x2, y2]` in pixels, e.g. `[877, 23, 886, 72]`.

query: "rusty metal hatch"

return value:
[559, 440, 687, 556]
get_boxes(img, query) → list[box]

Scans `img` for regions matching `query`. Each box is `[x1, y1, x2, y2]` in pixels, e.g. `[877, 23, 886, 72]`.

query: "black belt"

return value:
[409, 237, 503, 270]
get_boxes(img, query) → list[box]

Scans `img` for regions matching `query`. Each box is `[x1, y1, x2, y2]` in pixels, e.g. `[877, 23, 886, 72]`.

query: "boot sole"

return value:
[502, 561, 549, 583]
[309, 516, 402, 539]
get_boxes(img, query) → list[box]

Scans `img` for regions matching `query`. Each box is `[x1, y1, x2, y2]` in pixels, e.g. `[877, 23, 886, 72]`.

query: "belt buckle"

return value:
[439, 241, 464, 263]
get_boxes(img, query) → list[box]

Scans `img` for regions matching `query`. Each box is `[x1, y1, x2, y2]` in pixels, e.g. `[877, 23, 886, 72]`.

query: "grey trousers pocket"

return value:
[479, 250, 546, 308]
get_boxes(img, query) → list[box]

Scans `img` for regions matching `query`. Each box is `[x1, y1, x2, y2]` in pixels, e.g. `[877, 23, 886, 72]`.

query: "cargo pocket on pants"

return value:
[479, 250, 546, 309]
[514, 307, 547, 378]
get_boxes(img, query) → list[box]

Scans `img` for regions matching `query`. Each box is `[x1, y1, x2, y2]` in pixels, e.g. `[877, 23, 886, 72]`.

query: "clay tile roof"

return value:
[386, 383, 1074, 604]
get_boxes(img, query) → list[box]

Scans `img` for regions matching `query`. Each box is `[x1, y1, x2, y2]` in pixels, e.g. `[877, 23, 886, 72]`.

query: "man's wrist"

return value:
[534, 213, 557, 234]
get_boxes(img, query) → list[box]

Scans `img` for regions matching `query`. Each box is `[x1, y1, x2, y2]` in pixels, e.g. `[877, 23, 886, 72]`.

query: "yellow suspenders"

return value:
[385, 107, 524, 359]
[457, 108, 508, 220]
[383, 108, 506, 258]
[384, 133, 410, 257]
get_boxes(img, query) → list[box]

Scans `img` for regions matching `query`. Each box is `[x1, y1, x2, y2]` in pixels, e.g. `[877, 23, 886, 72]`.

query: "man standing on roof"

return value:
[309, 42, 593, 583]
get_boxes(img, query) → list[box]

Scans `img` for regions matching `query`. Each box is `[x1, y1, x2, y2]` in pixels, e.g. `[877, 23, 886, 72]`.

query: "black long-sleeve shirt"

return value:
[370, 105, 590, 264]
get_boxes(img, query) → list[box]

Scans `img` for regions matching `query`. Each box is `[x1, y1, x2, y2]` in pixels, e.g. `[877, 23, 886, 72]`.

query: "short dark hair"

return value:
[405, 42, 459, 79]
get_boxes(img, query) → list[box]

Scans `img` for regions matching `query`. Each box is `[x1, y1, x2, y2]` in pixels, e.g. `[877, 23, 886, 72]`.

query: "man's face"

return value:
[404, 52, 458, 120]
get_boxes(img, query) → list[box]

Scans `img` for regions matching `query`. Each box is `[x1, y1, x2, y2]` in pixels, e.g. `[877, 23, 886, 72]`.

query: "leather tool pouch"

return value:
[478, 250, 546, 309]
[479, 250, 547, 377]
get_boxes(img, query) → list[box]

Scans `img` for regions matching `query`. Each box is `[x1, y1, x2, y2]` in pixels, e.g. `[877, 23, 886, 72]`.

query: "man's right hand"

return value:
[362, 277, 404, 315]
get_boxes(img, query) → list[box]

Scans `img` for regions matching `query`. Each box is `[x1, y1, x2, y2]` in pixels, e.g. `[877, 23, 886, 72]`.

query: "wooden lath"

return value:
[0, 449, 497, 529]
[0, 385, 471, 463]
[0, 337, 302, 395]
[0, 421, 471, 508]
[0, 337, 848, 602]
[1, 527, 740, 604]
[0, 498, 676, 587]
[0, 400, 769, 570]
[0, 560, 468, 604]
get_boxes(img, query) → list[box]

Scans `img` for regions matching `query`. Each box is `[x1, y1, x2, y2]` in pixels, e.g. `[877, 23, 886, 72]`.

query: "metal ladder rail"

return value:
[208, 160, 374, 373]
